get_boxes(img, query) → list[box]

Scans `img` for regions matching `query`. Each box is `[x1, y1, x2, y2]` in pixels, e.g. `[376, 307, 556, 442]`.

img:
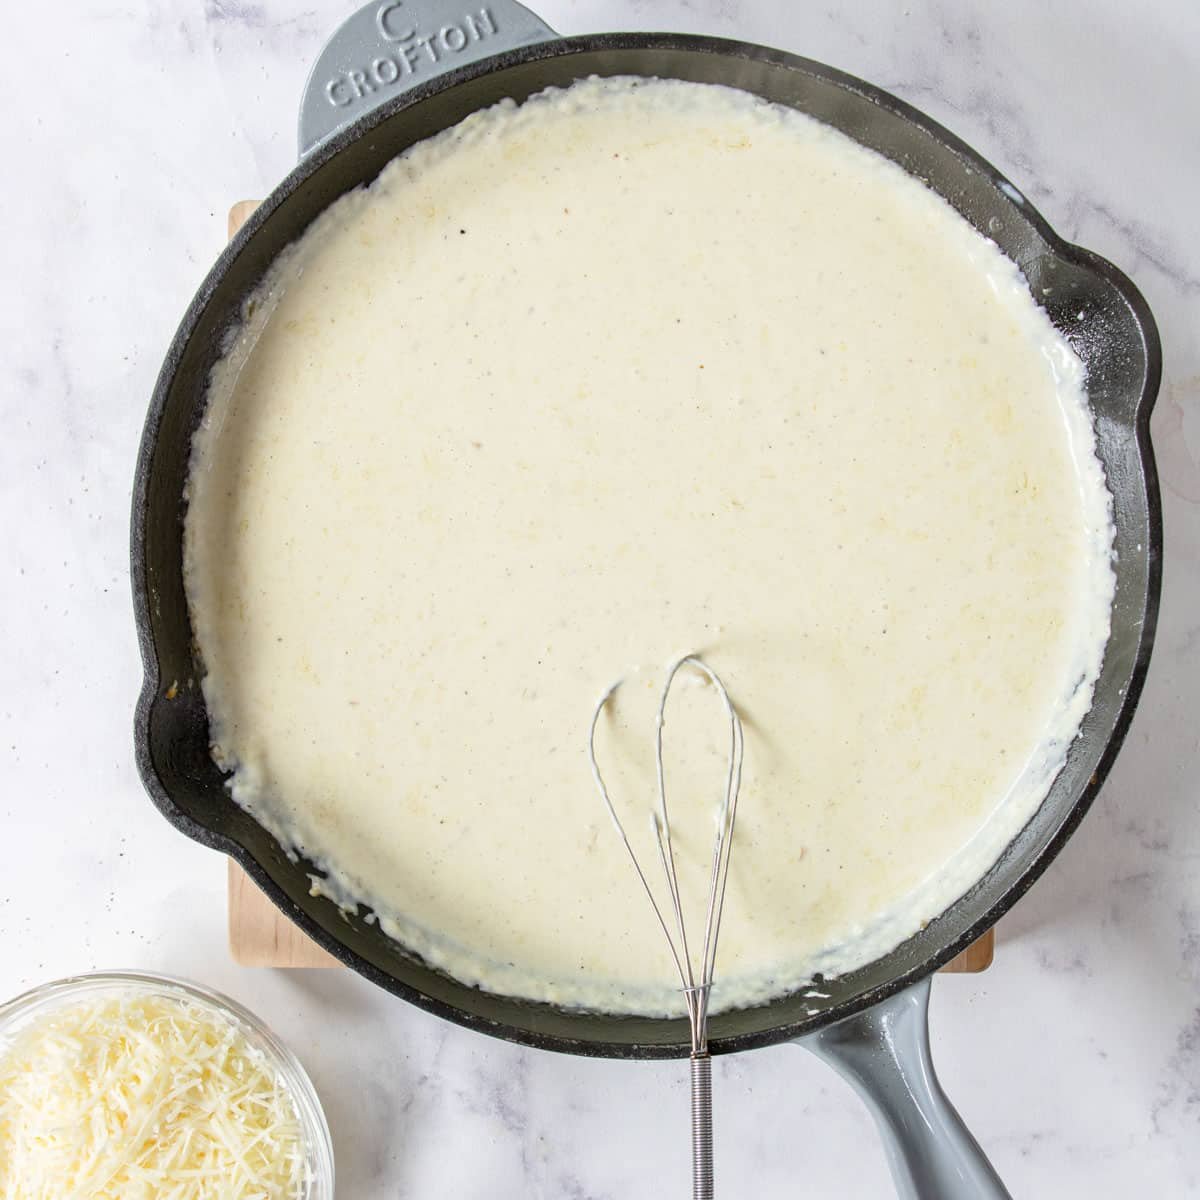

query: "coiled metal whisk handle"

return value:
[589, 654, 743, 1200]
[690, 1051, 714, 1200]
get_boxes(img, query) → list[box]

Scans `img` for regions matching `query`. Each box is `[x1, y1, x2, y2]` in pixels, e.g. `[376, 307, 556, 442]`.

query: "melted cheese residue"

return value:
[0, 992, 309, 1199]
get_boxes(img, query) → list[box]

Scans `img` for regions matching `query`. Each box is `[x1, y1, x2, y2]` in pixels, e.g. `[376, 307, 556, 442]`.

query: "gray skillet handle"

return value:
[299, 0, 559, 156]
[796, 978, 1012, 1200]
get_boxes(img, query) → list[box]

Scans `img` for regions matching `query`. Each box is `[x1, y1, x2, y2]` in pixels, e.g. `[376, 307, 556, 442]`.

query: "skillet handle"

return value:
[795, 978, 1012, 1199]
[299, 0, 559, 156]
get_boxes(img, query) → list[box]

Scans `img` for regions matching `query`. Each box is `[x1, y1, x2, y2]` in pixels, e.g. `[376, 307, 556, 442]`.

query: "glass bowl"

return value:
[0, 969, 334, 1199]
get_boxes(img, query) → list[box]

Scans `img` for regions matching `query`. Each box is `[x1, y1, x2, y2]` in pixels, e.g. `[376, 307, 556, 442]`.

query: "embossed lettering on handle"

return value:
[298, 0, 558, 156]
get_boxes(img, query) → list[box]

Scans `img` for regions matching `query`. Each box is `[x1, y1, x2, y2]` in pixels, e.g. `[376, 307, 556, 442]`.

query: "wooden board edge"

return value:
[228, 860, 340, 968]
[941, 927, 995, 973]
[228, 199, 259, 239]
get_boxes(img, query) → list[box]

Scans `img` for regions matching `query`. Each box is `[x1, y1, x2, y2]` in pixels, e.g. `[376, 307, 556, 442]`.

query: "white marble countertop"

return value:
[2, 1, 1198, 1195]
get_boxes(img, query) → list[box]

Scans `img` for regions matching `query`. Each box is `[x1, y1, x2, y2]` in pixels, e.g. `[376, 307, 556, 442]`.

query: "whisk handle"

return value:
[690, 1052, 714, 1199]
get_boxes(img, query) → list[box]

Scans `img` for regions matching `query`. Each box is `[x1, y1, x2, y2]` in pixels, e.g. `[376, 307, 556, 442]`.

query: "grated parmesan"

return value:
[0, 991, 310, 1199]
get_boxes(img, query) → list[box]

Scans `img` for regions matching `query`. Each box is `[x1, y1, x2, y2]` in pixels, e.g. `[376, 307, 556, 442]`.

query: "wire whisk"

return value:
[588, 654, 745, 1200]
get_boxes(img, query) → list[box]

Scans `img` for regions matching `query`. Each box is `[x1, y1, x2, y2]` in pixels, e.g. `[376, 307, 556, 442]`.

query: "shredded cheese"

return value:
[0, 991, 311, 1199]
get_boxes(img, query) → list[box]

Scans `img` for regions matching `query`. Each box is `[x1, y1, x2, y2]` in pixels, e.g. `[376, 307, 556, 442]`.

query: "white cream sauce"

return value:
[184, 78, 1114, 1015]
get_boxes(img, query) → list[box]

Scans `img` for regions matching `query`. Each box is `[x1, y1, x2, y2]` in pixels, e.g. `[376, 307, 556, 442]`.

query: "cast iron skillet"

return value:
[132, 2, 1161, 1193]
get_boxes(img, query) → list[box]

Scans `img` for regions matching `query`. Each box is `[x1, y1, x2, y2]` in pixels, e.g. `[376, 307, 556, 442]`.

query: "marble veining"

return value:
[1, 1, 1197, 1197]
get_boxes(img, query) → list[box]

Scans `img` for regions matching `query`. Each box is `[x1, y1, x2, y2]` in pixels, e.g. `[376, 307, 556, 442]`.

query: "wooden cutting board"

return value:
[222, 200, 994, 974]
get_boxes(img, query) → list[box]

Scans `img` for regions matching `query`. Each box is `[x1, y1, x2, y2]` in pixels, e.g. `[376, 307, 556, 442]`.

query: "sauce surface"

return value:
[185, 79, 1113, 1014]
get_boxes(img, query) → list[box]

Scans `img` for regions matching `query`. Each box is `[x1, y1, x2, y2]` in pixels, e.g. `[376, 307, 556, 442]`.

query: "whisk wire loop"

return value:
[588, 655, 744, 1045]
